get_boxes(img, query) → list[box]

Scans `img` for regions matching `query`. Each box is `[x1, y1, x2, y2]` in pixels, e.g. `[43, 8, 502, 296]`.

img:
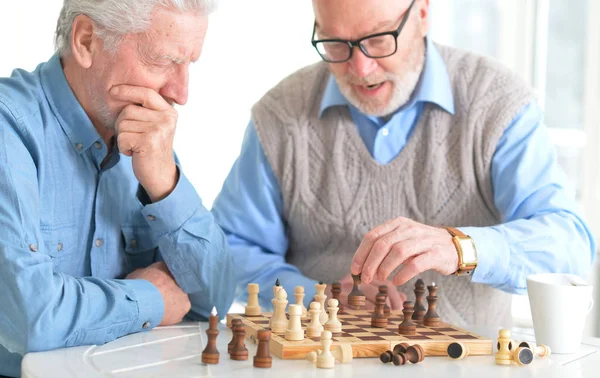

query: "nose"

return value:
[161, 64, 189, 106]
[348, 46, 378, 77]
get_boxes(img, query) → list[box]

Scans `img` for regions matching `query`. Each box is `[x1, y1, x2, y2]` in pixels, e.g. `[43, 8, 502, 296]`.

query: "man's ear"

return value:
[70, 15, 98, 69]
[417, 0, 430, 37]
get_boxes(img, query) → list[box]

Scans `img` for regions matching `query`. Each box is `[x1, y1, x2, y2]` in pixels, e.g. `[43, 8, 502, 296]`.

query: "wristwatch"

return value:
[444, 227, 478, 276]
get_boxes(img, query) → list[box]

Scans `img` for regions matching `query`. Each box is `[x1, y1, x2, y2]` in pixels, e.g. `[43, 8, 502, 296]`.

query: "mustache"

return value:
[342, 72, 397, 86]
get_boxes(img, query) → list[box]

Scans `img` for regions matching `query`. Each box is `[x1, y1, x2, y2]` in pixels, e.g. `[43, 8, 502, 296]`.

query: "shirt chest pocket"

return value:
[40, 223, 79, 272]
[122, 225, 158, 269]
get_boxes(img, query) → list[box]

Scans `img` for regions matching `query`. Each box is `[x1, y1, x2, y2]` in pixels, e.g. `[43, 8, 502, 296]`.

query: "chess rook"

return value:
[378, 285, 391, 316]
[230, 324, 248, 361]
[201, 307, 220, 364]
[371, 293, 388, 328]
[245, 283, 261, 317]
[331, 282, 344, 314]
[347, 274, 366, 309]
[253, 330, 272, 368]
[397, 301, 417, 335]
[423, 283, 440, 327]
[285, 304, 305, 341]
[447, 342, 469, 360]
[412, 279, 426, 324]
[228, 319, 242, 354]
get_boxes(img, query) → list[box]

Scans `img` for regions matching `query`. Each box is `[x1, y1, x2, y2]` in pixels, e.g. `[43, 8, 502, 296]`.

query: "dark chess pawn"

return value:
[347, 274, 366, 309]
[230, 324, 248, 361]
[378, 285, 391, 316]
[412, 279, 426, 324]
[253, 330, 272, 368]
[201, 307, 220, 364]
[423, 283, 440, 327]
[228, 319, 242, 354]
[397, 301, 417, 335]
[371, 293, 388, 328]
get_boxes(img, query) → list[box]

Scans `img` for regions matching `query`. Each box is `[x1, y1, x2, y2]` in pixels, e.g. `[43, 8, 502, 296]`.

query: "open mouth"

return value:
[365, 82, 384, 90]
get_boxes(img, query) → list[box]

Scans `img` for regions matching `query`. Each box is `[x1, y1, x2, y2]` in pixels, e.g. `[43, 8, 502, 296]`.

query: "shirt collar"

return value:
[40, 54, 101, 154]
[319, 37, 455, 118]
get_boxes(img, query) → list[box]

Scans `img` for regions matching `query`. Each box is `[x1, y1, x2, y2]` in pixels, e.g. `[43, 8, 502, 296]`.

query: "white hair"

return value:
[55, 0, 218, 55]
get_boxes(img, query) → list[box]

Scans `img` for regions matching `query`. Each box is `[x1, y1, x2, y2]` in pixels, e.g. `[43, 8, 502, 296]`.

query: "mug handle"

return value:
[587, 299, 595, 314]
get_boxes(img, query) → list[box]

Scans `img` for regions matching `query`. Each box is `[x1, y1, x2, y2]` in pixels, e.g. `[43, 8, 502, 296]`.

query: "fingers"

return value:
[391, 251, 437, 286]
[351, 217, 405, 275]
[110, 85, 170, 111]
[375, 238, 430, 282]
[117, 128, 152, 156]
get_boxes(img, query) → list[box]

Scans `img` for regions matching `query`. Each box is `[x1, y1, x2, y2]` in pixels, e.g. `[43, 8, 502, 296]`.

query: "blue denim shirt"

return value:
[0, 55, 234, 377]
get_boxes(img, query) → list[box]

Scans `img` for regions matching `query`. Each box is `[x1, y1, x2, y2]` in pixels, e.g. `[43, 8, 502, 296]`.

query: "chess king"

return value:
[211, 0, 596, 327]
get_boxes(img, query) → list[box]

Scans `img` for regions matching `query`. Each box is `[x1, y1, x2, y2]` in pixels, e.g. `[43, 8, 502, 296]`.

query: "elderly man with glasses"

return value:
[212, 0, 595, 326]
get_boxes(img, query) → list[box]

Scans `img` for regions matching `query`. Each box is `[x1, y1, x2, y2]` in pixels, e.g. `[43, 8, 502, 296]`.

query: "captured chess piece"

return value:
[315, 282, 329, 325]
[371, 293, 388, 328]
[245, 283, 261, 316]
[294, 286, 308, 318]
[495, 329, 513, 365]
[412, 279, 426, 324]
[513, 347, 534, 366]
[397, 301, 417, 335]
[230, 323, 248, 361]
[392, 342, 411, 355]
[331, 282, 344, 314]
[324, 299, 342, 334]
[306, 301, 324, 338]
[201, 307, 220, 364]
[285, 304, 305, 341]
[518, 341, 551, 358]
[380, 350, 394, 363]
[307, 344, 353, 364]
[447, 342, 469, 360]
[347, 274, 366, 309]
[253, 330, 272, 368]
[423, 282, 440, 327]
[270, 287, 288, 333]
[316, 331, 335, 369]
[395, 344, 424, 364]
[378, 285, 391, 316]
[228, 319, 242, 354]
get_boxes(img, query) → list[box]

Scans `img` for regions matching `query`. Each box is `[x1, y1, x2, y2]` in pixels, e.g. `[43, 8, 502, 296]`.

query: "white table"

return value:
[22, 322, 600, 377]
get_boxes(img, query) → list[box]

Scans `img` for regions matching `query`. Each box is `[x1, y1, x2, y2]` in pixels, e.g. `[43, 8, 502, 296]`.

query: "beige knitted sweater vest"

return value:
[252, 44, 535, 327]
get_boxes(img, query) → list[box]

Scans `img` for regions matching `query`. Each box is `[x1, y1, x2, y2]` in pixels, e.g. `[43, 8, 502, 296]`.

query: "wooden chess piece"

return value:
[228, 319, 242, 354]
[403, 344, 425, 364]
[423, 283, 440, 327]
[392, 352, 407, 366]
[347, 274, 366, 309]
[245, 283, 261, 316]
[412, 279, 426, 324]
[447, 342, 469, 360]
[270, 287, 288, 333]
[398, 301, 417, 335]
[371, 293, 388, 328]
[201, 307, 220, 364]
[315, 282, 329, 325]
[495, 329, 513, 365]
[324, 298, 342, 334]
[513, 347, 534, 366]
[380, 350, 394, 363]
[331, 282, 344, 314]
[285, 304, 305, 341]
[306, 301, 324, 338]
[230, 324, 248, 361]
[294, 286, 308, 318]
[307, 344, 353, 364]
[392, 342, 411, 355]
[378, 285, 391, 316]
[273, 278, 282, 298]
[253, 330, 272, 368]
[518, 341, 551, 358]
[316, 331, 335, 369]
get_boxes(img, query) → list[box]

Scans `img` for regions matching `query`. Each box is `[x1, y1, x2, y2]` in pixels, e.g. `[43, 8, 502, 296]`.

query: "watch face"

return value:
[461, 240, 478, 263]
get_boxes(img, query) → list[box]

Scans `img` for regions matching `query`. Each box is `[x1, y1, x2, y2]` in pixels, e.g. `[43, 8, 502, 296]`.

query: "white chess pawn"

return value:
[314, 282, 328, 325]
[306, 301, 324, 338]
[324, 298, 342, 333]
[285, 304, 305, 341]
[316, 331, 335, 369]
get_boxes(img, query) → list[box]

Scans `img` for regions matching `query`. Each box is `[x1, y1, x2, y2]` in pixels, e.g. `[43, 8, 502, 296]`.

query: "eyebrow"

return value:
[315, 15, 401, 40]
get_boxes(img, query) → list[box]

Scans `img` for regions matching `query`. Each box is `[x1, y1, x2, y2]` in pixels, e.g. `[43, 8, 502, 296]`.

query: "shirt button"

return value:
[147, 215, 157, 221]
[95, 239, 104, 247]
[29, 244, 38, 252]
[142, 322, 150, 329]
[381, 128, 390, 136]
[130, 239, 138, 249]
[75, 143, 83, 151]
[94, 142, 102, 149]
[57, 243, 63, 252]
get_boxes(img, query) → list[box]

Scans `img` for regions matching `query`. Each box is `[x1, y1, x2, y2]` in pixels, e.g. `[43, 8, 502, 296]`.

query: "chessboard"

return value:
[226, 309, 493, 360]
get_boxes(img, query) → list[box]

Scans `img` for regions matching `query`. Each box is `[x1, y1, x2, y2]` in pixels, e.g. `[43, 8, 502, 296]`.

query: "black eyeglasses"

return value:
[311, 0, 416, 63]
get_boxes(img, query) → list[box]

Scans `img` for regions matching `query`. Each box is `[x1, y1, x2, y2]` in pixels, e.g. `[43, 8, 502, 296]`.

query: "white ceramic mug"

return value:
[527, 273, 594, 354]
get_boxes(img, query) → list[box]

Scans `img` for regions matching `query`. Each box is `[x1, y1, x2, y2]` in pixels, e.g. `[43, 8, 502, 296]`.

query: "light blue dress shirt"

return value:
[0, 55, 234, 377]
[211, 38, 596, 309]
